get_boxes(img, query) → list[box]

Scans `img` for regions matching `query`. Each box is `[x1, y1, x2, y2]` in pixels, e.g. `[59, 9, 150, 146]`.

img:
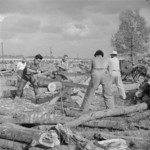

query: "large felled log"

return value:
[0, 99, 55, 116]
[125, 110, 150, 122]
[65, 103, 148, 127]
[0, 123, 59, 148]
[0, 115, 17, 124]
[82, 119, 135, 130]
[77, 129, 150, 143]
[48, 81, 63, 92]
[13, 113, 73, 124]
[0, 139, 25, 150]
[37, 77, 87, 89]
[0, 113, 73, 125]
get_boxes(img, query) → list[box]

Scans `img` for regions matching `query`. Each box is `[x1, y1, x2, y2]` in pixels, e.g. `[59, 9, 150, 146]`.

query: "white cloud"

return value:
[65, 22, 89, 37]
[140, 7, 150, 26]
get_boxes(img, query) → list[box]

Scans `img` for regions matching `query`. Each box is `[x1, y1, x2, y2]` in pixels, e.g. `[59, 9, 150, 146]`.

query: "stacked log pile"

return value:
[0, 72, 150, 150]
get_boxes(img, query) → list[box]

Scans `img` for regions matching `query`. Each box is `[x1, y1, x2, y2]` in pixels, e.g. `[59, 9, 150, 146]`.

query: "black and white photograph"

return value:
[0, 0, 150, 149]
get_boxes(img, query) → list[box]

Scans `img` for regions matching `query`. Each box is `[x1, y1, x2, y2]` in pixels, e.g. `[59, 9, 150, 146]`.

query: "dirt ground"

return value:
[0, 75, 150, 150]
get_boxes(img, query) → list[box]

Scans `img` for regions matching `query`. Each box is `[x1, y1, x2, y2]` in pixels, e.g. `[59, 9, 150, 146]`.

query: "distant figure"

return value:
[81, 50, 115, 112]
[15, 54, 43, 103]
[57, 55, 69, 71]
[16, 56, 27, 86]
[109, 51, 126, 100]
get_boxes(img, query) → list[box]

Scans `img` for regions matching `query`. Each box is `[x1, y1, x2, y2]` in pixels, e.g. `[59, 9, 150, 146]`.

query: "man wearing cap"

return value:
[81, 50, 115, 112]
[15, 54, 43, 103]
[109, 50, 126, 100]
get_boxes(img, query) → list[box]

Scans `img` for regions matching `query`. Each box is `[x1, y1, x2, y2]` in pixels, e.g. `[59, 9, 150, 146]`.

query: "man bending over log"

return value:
[15, 54, 43, 103]
[80, 50, 115, 112]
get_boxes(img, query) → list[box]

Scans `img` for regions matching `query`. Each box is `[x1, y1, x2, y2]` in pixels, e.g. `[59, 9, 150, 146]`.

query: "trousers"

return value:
[111, 71, 126, 99]
[16, 74, 39, 98]
[81, 69, 115, 111]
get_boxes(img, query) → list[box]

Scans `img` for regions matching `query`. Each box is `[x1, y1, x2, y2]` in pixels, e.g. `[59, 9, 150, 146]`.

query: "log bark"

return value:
[13, 113, 73, 124]
[0, 100, 55, 116]
[125, 110, 150, 122]
[0, 113, 73, 125]
[65, 103, 148, 127]
[0, 123, 58, 148]
[77, 130, 150, 143]
[0, 138, 25, 150]
[82, 119, 135, 130]
[37, 77, 87, 89]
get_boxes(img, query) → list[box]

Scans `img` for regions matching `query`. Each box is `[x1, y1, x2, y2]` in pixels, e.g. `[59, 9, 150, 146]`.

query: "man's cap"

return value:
[110, 51, 117, 55]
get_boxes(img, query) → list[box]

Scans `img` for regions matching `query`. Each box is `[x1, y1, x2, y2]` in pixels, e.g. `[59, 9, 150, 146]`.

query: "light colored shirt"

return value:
[109, 57, 120, 71]
[58, 60, 69, 71]
[17, 62, 26, 70]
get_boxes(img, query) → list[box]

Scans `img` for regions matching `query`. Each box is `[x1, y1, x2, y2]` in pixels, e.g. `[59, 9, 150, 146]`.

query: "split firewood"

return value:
[65, 103, 148, 127]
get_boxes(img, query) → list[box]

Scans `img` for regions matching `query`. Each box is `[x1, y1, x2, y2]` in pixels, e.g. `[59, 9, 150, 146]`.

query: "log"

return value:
[82, 119, 135, 130]
[48, 81, 63, 92]
[77, 130, 150, 143]
[0, 113, 73, 125]
[125, 110, 150, 122]
[36, 92, 59, 104]
[37, 77, 87, 89]
[29, 145, 76, 150]
[0, 100, 55, 116]
[13, 113, 73, 124]
[0, 138, 25, 150]
[0, 123, 59, 148]
[0, 115, 17, 124]
[65, 103, 148, 127]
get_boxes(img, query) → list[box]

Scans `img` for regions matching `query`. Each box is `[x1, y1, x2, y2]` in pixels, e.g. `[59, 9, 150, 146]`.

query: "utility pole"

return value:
[1, 42, 4, 64]
[50, 46, 52, 59]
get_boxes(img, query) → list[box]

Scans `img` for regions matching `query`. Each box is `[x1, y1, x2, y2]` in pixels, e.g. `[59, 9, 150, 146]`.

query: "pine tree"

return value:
[111, 9, 150, 62]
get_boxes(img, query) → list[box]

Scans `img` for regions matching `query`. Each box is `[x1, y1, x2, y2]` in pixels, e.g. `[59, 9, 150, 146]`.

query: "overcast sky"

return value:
[0, 0, 150, 58]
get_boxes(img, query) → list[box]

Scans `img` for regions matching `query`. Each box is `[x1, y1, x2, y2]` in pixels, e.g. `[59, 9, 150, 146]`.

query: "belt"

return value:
[112, 70, 120, 71]
[93, 68, 106, 70]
